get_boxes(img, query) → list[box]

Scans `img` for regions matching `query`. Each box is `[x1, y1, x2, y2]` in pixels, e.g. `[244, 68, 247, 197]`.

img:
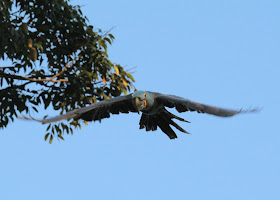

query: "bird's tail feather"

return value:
[139, 108, 190, 139]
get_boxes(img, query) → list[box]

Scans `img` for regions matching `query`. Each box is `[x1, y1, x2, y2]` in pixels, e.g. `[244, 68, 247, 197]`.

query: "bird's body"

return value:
[23, 90, 258, 139]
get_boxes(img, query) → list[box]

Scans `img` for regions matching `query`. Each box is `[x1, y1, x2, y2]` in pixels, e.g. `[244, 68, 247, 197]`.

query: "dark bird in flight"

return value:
[23, 90, 257, 139]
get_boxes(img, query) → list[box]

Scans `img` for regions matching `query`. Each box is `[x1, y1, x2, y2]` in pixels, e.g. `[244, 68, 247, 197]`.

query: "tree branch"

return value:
[0, 56, 76, 83]
[45, 56, 76, 82]
[0, 66, 22, 69]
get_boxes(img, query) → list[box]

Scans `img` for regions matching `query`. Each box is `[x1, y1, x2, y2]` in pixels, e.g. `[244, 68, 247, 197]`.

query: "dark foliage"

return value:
[0, 0, 135, 143]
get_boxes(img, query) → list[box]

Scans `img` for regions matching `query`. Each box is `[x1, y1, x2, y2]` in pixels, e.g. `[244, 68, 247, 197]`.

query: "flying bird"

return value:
[23, 90, 257, 139]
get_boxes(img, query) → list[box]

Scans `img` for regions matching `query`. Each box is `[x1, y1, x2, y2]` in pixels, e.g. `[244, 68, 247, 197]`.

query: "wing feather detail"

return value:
[151, 92, 257, 117]
[25, 94, 136, 124]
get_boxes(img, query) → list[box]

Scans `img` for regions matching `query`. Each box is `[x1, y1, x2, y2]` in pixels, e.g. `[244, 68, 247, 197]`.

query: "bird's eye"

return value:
[144, 93, 146, 98]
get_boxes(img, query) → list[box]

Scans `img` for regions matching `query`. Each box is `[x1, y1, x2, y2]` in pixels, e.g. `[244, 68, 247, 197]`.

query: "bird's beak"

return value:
[133, 97, 141, 114]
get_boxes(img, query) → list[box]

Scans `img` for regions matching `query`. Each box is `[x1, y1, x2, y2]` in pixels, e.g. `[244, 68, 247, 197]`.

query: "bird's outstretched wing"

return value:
[152, 92, 258, 117]
[23, 94, 136, 124]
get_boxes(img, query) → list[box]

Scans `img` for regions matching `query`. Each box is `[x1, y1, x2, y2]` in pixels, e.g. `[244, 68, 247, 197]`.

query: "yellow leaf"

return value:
[102, 78, 106, 84]
[27, 38, 33, 48]
[91, 97, 97, 103]
[113, 65, 119, 75]
[121, 78, 128, 87]
[104, 94, 110, 100]
[84, 121, 88, 126]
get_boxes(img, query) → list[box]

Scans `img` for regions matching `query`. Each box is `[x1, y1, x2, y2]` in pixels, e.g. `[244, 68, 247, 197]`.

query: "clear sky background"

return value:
[1, 0, 279, 199]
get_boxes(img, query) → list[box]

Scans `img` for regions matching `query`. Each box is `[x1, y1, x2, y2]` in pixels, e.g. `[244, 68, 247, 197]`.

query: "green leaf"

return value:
[108, 34, 115, 40]
[44, 133, 50, 141]
[46, 124, 51, 131]
[58, 134, 64, 140]
[32, 106, 38, 112]
[49, 135, 53, 144]
[104, 37, 112, 45]
[126, 73, 135, 82]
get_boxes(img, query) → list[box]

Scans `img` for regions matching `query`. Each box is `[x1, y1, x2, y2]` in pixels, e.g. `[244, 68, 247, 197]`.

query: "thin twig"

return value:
[102, 26, 116, 38]
[0, 56, 76, 83]
[47, 56, 76, 81]
[10, 9, 21, 15]
[20, 76, 69, 83]
[126, 66, 137, 73]
[0, 66, 23, 69]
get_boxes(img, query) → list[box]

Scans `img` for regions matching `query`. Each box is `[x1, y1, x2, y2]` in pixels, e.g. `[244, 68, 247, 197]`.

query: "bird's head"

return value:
[132, 90, 153, 113]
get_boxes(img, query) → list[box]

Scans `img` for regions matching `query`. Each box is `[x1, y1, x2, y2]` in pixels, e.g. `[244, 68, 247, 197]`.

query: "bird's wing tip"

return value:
[17, 115, 46, 123]
[239, 106, 262, 114]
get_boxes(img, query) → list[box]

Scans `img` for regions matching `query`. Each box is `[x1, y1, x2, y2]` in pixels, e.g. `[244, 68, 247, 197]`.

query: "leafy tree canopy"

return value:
[0, 0, 135, 143]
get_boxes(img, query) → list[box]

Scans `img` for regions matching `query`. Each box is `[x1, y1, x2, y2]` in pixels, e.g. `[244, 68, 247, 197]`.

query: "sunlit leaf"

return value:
[44, 133, 50, 141]
[49, 135, 53, 144]
[126, 73, 135, 82]
[113, 65, 119, 75]
[121, 78, 128, 87]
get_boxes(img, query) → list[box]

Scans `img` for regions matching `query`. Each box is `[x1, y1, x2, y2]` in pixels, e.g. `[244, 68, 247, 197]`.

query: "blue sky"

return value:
[1, 0, 280, 199]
